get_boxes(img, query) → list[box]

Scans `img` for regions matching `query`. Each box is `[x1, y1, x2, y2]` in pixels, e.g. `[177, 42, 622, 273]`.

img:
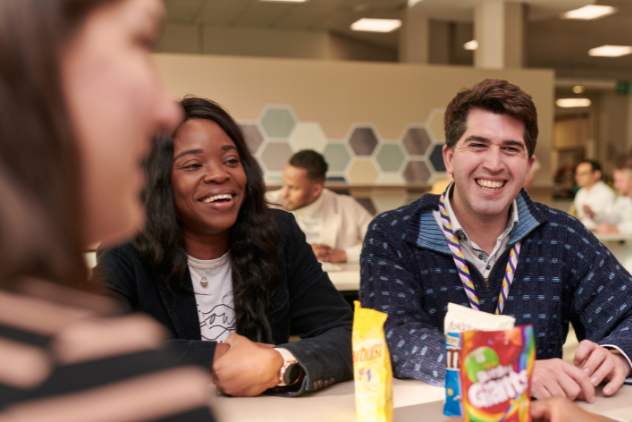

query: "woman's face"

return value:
[62, 0, 181, 246]
[171, 118, 247, 239]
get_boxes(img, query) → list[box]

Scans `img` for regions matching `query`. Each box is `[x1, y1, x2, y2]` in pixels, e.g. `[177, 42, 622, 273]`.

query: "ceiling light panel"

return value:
[259, 0, 309, 2]
[351, 18, 402, 33]
[556, 98, 591, 108]
[561, 5, 616, 20]
[588, 45, 632, 57]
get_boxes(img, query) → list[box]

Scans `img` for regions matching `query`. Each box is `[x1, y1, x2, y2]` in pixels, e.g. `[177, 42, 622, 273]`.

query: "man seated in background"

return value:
[574, 160, 615, 230]
[267, 150, 373, 263]
[595, 166, 632, 235]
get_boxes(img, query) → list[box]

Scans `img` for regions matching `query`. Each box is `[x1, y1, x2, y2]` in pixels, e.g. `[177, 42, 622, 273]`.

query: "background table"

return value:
[210, 379, 632, 422]
[323, 263, 361, 291]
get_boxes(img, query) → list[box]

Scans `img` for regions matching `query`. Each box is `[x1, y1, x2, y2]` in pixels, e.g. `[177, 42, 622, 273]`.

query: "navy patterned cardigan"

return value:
[360, 189, 632, 387]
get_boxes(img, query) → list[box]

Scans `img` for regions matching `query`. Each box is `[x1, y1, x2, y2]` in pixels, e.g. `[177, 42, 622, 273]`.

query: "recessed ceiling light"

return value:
[259, 0, 308, 3]
[351, 18, 402, 33]
[408, 0, 424, 6]
[463, 40, 478, 51]
[561, 5, 616, 20]
[588, 45, 632, 57]
[556, 98, 591, 108]
[572, 85, 585, 94]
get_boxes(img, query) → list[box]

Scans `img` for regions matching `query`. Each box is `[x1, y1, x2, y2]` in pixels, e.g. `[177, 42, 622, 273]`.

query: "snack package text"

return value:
[352, 301, 393, 422]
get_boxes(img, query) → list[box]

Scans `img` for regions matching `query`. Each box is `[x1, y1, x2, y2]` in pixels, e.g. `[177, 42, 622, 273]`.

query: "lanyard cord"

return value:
[438, 190, 520, 315]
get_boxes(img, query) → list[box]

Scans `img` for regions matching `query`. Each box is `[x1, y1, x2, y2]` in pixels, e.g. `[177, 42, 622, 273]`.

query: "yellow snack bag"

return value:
[352, 301, 393, 422]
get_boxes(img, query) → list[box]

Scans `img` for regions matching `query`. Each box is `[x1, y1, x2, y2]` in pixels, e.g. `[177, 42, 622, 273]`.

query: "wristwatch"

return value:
[275, 348, 302, 387]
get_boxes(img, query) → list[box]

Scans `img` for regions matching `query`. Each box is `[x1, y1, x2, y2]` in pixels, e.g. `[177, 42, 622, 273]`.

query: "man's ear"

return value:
[595, 170, 603, 181]
[312, 181, 323, 199]
[443, 144, 455, 175]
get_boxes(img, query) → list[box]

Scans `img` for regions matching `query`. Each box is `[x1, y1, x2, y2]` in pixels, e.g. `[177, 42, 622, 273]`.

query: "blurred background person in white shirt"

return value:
[574, 160, 615, 230]
[595, 166, 632, 235]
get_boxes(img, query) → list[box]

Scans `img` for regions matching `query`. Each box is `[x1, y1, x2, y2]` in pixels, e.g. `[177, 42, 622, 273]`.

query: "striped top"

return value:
[0, 279, 216, 421]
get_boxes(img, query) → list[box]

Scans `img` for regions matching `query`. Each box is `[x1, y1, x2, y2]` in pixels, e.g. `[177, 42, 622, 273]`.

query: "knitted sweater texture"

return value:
[360, 190, 632, 386]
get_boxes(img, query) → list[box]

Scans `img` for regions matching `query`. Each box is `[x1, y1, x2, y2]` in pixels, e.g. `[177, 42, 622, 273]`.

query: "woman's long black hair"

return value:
[135, 97, 282, 342]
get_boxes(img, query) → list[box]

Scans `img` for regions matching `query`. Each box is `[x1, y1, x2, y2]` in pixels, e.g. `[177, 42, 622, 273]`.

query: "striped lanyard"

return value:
[438, 190, 520, 315]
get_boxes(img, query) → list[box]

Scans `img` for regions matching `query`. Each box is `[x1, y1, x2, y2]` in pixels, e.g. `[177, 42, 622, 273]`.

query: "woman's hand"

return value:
[212, 333, 283, 397]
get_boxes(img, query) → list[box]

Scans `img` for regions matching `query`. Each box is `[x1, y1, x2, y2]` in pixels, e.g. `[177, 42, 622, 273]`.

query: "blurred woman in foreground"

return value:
[0, 0, 214, 419]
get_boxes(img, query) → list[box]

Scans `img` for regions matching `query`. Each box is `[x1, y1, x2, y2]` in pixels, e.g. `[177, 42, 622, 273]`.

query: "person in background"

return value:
[574, 160, 615, 230]
[267, 150, 373, 263]
[93, 98, 353, 397]
[0, 0, 215, 420]
[595, 166, 632, 235]
[361, 79, 632, 404]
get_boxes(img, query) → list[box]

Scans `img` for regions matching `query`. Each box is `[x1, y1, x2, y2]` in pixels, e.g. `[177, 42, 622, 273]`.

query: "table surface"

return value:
[324, 263, 361, 291]
[210, 379, 632, 422]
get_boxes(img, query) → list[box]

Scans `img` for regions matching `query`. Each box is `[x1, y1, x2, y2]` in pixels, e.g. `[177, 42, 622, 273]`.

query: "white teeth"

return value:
[202, 194, 232, 203]
[476, 179, 504, 189]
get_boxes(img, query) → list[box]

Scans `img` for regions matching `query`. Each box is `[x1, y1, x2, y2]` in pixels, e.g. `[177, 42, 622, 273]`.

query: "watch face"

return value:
[283, 363, 301, 385]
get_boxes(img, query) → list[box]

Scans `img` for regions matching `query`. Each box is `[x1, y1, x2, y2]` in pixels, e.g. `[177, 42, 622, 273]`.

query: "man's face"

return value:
[613, 169, 632, 196]
[443, 108, 535, 223]
[281, 164, 322, 211]
[575, 163, 599, 188]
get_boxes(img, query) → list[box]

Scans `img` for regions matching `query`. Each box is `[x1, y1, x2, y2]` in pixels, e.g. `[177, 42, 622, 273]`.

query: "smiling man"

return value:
[360, 79, 632, 402]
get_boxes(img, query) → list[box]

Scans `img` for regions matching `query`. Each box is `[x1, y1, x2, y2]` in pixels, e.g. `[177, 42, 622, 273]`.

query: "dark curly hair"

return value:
[444, 79, 538, 157]
[134, 97, 282, 342]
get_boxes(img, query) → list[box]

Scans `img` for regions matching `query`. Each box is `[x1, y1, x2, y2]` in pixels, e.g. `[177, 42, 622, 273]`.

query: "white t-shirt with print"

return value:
[187, 253, 236, 343]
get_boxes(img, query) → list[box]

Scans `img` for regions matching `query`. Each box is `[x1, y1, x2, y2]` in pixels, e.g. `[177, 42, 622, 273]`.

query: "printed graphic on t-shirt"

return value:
[198, 293, 236, 341]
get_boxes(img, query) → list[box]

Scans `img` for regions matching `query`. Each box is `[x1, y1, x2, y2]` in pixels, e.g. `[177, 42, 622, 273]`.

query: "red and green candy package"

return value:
[460, 326, 536, 422]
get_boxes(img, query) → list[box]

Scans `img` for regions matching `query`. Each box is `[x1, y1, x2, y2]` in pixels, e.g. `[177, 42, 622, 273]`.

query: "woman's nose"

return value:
[203, 166, 230, 184]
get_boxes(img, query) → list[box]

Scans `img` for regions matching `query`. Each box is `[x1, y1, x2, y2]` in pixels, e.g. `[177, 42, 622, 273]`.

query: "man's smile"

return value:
[475, 179, 507, 191]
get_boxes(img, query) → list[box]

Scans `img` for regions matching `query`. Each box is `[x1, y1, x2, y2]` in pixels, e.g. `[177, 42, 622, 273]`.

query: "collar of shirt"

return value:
[444, 183, 520, 250]
[291, 191, 325, 219]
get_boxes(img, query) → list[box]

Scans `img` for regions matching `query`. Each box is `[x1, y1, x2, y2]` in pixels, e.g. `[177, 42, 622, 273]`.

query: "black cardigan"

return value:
[93, 209, 353, 396]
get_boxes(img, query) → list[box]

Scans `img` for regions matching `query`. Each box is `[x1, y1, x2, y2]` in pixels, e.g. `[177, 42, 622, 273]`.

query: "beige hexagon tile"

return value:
[376, 173, 405, 185]
[288, 122, 328, 153]
[346, 159, 379, 184]
[425, 108, 446, 143]
[370, 188, 408, 214]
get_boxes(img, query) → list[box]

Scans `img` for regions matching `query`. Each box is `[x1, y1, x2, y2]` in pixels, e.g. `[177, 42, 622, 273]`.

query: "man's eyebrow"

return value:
[173, 148, 203, 160]
[463, 135, 490, 143]
[502, 140, 526, 150]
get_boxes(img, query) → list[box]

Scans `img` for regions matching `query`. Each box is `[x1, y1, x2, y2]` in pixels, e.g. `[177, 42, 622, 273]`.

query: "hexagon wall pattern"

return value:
[403, 127, 431, 156]
[429, 144, 446, 172]
[347, 160, 378, 184]
[260, 108, 296, 138]
[240, 124, 264, 154]
[376, 144, 405, 172]
[260, 142, 293, 172]
[348, 127, 378, 156]
[288, 122, 327, 152]
[323, 143, 352, 173]
[404, 160, 432, 184]
[426, 108, 446, 143]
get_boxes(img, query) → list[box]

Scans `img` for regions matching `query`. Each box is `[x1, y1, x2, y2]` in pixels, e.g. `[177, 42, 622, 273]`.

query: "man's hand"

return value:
[573, 340, 631, 396]
[531, 397, 613, 422]
[212, 333, 283, 397]
[311, 244, 348, 263]
[531, 359, 595, 402]
[583, 205, 596, 219]
[595, 223, 619, 234]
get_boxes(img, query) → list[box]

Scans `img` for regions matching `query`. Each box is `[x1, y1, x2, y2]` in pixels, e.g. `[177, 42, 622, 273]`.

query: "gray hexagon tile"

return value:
[260, 142, 293, 172]
[348, 127, 379, 156]
[429, 144, 446, 172]
[240, 124, 264, 154]
[260, 107, 296, 138]
[288, 122, 327, 152]
[376, 143, 405, 172]
[403, 160, 432, 184]
[323, 143, 352, 173]
[402, 126, 431, 156]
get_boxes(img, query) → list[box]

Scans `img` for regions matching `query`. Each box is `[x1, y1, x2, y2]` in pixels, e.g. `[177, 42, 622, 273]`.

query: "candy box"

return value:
[460, 326, 536, 422]
[443, 304, 515, 417]
[352, 301, 393, 422]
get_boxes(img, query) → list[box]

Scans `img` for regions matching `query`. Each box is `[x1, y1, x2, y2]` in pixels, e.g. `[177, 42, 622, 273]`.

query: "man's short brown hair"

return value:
[444, 79, 538, 157]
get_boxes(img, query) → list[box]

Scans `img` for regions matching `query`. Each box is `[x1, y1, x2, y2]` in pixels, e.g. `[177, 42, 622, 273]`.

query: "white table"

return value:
[323, 263, 361, 291]
[210, 379, 632, 422]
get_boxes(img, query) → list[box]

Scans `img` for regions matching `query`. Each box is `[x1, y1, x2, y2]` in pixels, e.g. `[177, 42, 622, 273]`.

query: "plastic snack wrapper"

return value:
[352, 301, 393, 422]
[460, 326, 536, 422]
[444, 303, 515, 417]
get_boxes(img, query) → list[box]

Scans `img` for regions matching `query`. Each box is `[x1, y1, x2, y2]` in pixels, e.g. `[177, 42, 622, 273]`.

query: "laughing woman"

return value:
[93, 97, 353, 397]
